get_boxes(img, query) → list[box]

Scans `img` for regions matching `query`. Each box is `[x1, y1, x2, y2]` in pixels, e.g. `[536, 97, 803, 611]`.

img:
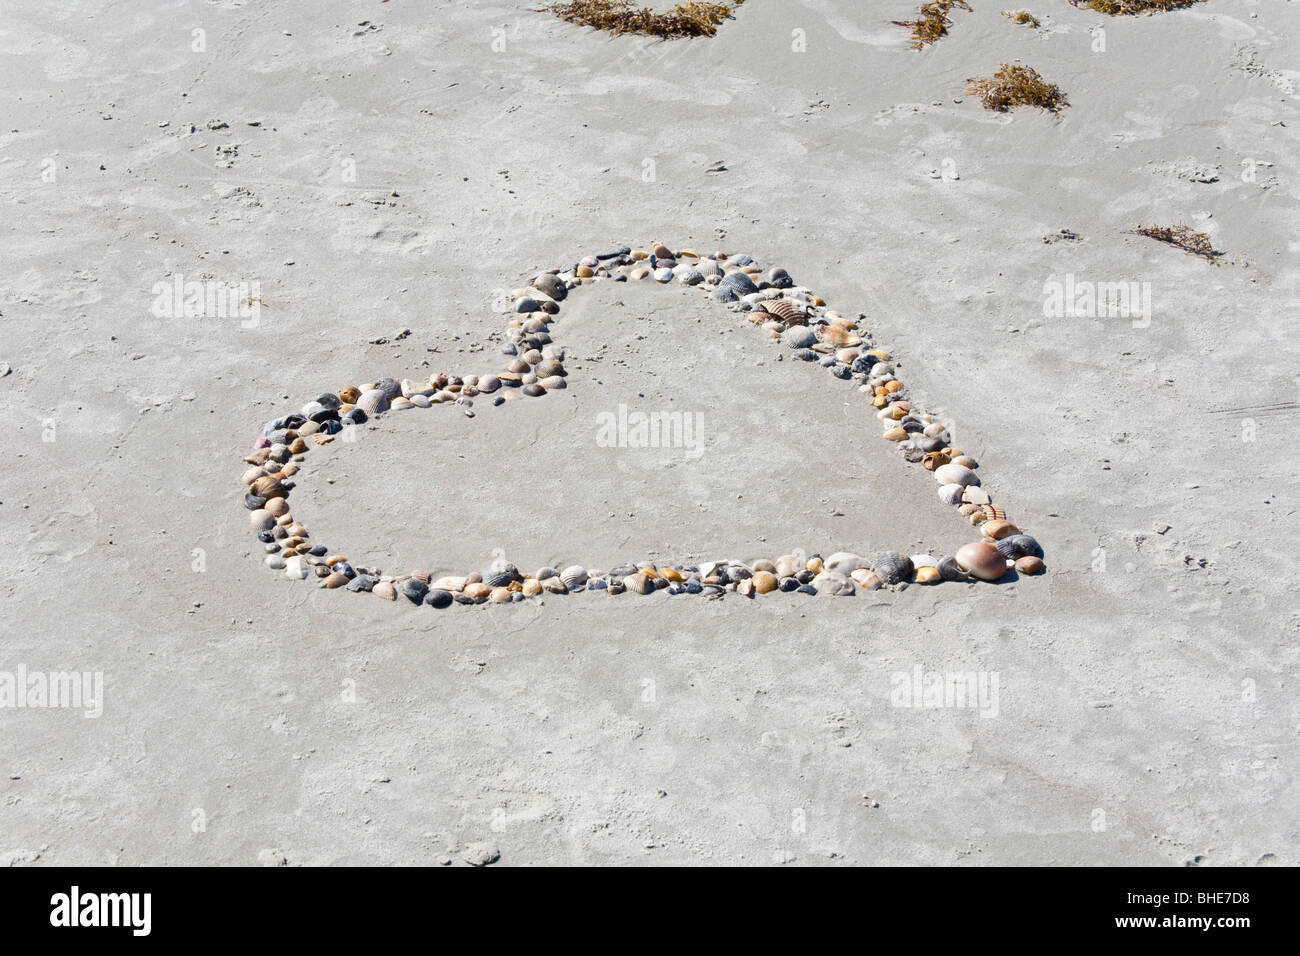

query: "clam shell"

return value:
[539, 375, 566, 390]
[372, 580, 397, 600]
[955, 541, 1008, 582]
[560, 565, 588, 588]
[933, 463, 978, 487]
[824, 552, 867, 575]
[850, 568, 883, 590]
[981, 519, 1019, 541]
[478, 375, 501, 393]
[913, 566, 941, 585]
[484, 563, 520, 587]
[522, 383, 546, 397]
[752, 571, 779, 594]
[938, 483, 965, 506]
[1015, 555, 1045, 575]
[781, 326, 818, 349]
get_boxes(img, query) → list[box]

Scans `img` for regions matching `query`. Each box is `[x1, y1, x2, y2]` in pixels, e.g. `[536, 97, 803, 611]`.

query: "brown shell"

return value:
[980, 504, 1007, 521]
[922, 450, 952, 471]
[759, 299, 807, 323]
[250, 476, 286, 500]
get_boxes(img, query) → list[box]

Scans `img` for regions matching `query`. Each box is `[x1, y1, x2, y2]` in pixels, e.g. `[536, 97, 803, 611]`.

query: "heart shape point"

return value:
[242, 244, 1045, 606]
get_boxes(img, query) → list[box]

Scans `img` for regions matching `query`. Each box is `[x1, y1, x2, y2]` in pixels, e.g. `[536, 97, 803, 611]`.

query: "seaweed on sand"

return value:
[539, 0, 745, 38]
[1001, 10, 1041, 27]
[1069, 0, 1202, 14]
[1135, 224, 1221, 262]
[892, 0, 973, 50]
[966, 63, 1068, 113]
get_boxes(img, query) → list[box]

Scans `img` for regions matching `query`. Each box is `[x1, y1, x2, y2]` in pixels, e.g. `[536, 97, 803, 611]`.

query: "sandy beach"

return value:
[1, 0, 1298, 865]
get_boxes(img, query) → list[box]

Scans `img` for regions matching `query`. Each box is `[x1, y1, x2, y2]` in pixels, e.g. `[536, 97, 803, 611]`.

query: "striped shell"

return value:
[759, 299, 807, 323]
[356, 389, 389, 415]
[623, 572, 653, 594]
[980, 504, 1007, 521]
[718, 271, 759, 295]
[560, 565, 588, 589]
[938, 483, 965, 506]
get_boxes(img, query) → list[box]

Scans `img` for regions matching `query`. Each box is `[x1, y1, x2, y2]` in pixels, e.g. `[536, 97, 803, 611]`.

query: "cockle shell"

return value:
[356, 389, 389, 415]
[560, 565, 588, 588]
[874, 552, 914, 585]
[250, 476, 287, 500]
[624, 572, 653, 595]
[980, 504, 1007, 522]
[760, 299, 807, 323]
[478, 375, 501, 393]
[781, 326, 817, 349]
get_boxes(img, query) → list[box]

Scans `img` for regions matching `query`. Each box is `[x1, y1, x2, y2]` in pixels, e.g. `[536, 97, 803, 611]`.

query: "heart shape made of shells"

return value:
[242, 243, 1045, 607]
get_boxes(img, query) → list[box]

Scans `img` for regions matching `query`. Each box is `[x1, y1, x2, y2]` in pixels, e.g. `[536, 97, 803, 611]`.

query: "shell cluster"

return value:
[240, 243, 1046, 607]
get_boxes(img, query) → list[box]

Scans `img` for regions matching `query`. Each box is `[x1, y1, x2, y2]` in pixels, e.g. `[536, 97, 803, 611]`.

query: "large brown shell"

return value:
[759, 299, 807, 323]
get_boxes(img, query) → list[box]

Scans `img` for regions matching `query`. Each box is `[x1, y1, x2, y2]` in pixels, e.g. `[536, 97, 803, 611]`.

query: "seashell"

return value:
[850, 568, 883, 590]
[760, 299, 807, 323]
[356, 389, 389, 415]
[250, 509, 275, 531]
[373, 580, 397, 601]
[938, 556, 968, 582]
[781, 326, 818, 349]
[624, 572, 653, 595]
[951, 456, 978, 469]
[805, 556, 824, 575]
[955, 541, 1008, 582]
[1006, 534, 1040, 558]
[398, 579, 428, 604]
[322, 572, 349, 589]
[819, 324, 861, 348]
[560, 565, 588, 588]
[432, 576, 468, 592]
[660, 567, 685, 583]
[980, 504, 1007, 522]
[284, 556, 310, 580]
[825, 552, 867, 575]
[534, 273, 566, 300]
[338, 386, 361, 405]
[811, 571, 852, 595]
[962, 485, 990, 506]
[477, 375, 501, 393]
[938, 483, 965, 506]
[775, 554, 801, 578]
[933, 463, 978, 487]
[792, 348, 818, 362]
[752, 571, 779, 594]
[676, 267, 704, 285]
[913, 566, 941, 585]
[489, 586, 513, 604]
[922, 450, 951, 471]
[884, 427, 907, 441]
[522, 383, 546, 397]
[874, 552, 914, 585]
[1015, 555, 1045, 575]
[464, 582, 492, 600]
[535, 357, 564, 378]
[981, 519, 1019, 541]
[539, 376, 566, 390]
[958, 503, 980, 516]
[540, 576, 569, 594]
[250, 476, 287, 500]
[521, 578, 542, 597]
[718, 271, 759, 295]
[484, 563, 520, 587]
[910, 554, 940, 570]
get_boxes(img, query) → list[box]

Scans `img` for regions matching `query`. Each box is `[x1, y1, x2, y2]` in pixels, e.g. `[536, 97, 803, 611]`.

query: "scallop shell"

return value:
[522, 383, 546, 397]
[980, 504, 1007, 522]
[539, 376, 566, 390]
[250, 476, 287, 500]
[676, 268, 704, 286]
[356, 389, 389, 415]
[484, 563, 521, 587]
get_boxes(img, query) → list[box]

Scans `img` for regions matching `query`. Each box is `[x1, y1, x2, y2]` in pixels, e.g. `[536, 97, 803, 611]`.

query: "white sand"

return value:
[1, 0, 1297, 864]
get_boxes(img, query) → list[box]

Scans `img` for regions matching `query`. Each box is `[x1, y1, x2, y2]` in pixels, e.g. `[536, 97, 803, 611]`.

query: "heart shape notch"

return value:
[241, 242, 1046, 607]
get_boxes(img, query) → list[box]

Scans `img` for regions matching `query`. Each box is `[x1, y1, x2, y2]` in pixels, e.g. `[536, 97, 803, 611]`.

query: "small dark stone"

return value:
[796, 584, 818, 595]
[424, 588, 453, 609]
[309, 545, 328, 557]
[257, 529, 274, 543]
[779, 576, 800, 592]
[315, 392, 341, 411]
[684, 579, 702, 594]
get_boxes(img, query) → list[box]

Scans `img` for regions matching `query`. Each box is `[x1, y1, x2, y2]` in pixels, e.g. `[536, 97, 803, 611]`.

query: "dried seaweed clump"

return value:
[892, 0, 973, 50]
[1002, 9, 1041, 26]
[966, 63, 1068, 113]
[1068, 0, 1203, 13]
[540, 0, 745, 38]
[1135, 224, 1221, 262]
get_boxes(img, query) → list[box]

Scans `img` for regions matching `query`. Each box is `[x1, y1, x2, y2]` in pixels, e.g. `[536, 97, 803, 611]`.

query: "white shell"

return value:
[560, 565, 588, 588]
[909, 554, 940, 570]
[937, 483, 965, 506]
[356, 389, 389, 415]
[933, 463, 978, 487]
[824, 552, 867, 575]
[283, 556, 310, 580]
